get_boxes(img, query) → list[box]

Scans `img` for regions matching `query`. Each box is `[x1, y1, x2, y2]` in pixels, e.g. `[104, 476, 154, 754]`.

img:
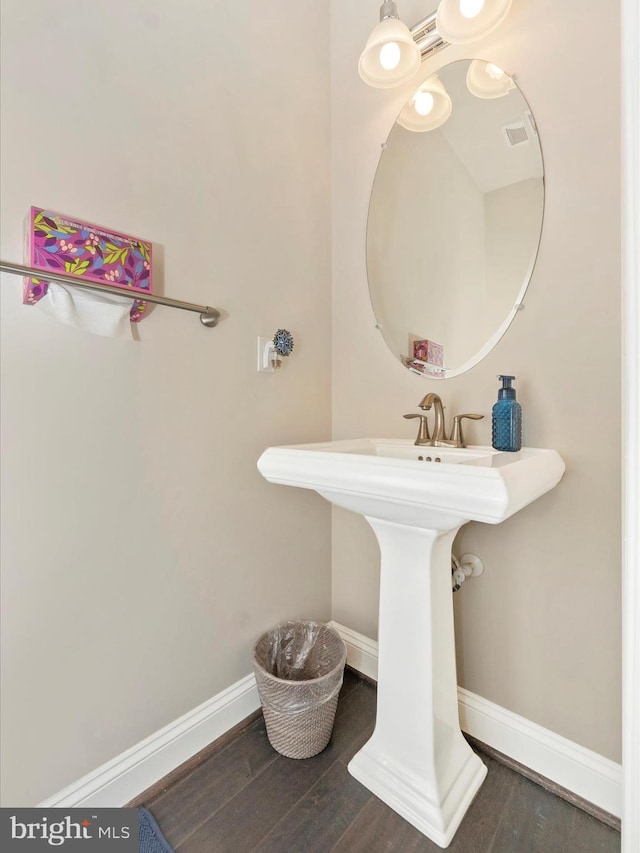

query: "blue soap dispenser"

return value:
[492, 375, 522, 452]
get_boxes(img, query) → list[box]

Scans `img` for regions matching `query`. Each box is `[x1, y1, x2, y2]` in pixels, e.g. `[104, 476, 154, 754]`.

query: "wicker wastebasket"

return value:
[252, 621, 347, 759]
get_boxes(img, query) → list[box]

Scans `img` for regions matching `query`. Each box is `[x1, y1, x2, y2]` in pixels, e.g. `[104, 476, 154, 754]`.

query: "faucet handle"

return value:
[450, 414, 484, 448]
[403, 413, 431, 446]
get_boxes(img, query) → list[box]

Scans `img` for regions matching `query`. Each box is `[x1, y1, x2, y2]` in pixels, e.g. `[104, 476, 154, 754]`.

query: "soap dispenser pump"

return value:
[492, 375, 522, 452]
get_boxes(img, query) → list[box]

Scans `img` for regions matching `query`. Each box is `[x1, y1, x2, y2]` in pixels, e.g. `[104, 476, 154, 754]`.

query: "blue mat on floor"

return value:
[139, 807, 174, 853]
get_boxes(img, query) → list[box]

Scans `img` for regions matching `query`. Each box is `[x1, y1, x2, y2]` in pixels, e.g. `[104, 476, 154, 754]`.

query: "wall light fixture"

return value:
[436, 0, 512, 45]
[358, 0, 512, 89]
[358, 1, 422, 88]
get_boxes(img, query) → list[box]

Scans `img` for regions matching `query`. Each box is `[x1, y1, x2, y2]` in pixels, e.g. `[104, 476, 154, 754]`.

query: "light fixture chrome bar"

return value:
[410, 11, 447, 59]
[380, 1, 400, 20]
[0, 259, 221, 328]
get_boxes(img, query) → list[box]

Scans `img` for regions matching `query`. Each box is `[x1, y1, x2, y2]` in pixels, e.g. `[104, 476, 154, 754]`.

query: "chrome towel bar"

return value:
[0, 259, 221, 328]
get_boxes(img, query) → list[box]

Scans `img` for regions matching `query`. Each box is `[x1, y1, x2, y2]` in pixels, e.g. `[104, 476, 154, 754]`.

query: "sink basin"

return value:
[325, 438, 495, 463]
[257, 438, 565, 847]
[257, 438, 565, 530]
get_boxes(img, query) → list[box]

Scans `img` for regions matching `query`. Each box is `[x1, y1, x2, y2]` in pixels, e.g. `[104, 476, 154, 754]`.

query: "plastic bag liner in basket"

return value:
[253, 620, 347, 759]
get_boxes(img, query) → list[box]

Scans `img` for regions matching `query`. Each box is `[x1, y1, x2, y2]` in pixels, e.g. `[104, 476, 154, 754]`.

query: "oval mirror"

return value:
[367, 59, 544, 378]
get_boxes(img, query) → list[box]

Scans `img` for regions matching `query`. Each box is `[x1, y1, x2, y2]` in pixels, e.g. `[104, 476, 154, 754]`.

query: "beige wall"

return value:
[330, 0, 621, 763]
[0, 0, 332, 805]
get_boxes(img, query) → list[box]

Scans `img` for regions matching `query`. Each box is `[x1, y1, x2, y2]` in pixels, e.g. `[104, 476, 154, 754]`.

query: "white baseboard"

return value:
[329, 620, 622, 819]
[329, 621, 380, 682]
[39, 622, 623, 820]
[457, 688, 622, 819]
[38, 674, 261, 808]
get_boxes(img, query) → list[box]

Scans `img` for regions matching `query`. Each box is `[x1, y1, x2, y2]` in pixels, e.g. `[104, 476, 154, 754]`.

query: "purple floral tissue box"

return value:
[413, 338, 443, 367]
[24, 207, 153, 322]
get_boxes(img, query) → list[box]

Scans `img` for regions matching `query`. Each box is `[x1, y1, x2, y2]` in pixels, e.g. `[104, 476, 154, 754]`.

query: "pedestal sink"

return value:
[257, 438, 565, 847]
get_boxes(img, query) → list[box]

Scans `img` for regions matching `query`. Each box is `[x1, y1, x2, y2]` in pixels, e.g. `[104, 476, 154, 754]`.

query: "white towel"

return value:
[36, 283, 133, 339]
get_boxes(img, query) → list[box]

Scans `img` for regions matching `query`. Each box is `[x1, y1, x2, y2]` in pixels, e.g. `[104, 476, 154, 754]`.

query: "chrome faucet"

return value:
[403, 393, 484, 448]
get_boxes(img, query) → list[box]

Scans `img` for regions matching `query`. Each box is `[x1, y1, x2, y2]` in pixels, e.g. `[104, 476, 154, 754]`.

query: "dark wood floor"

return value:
[143, 671, 620, 852]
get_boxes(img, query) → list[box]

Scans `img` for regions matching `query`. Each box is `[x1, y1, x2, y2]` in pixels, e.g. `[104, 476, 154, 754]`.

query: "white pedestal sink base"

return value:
[346, 520, 487, 848]
[257, 439, 565, 847]
[348, 738, 486, 848]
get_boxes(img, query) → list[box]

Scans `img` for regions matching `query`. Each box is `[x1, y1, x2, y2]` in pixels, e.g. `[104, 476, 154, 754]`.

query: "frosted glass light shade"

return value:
[397, 75, 452, 132]
[466, 60, 515, 98]
[359, 18, 421, 88]
[436, 0, 512, 45]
